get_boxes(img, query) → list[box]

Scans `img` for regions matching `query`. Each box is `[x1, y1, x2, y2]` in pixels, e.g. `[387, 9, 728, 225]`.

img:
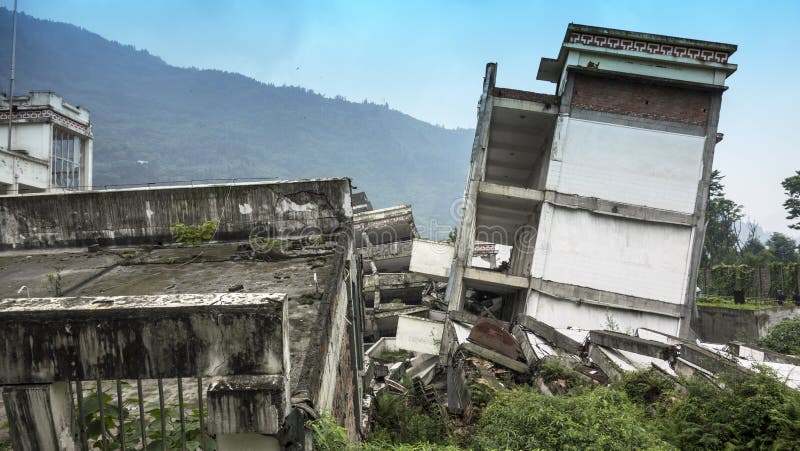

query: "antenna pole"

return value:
[7, 0, 18, 193]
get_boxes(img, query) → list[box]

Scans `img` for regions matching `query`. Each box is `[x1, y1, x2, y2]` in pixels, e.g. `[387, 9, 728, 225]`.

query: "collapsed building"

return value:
[2, 21, 799, 451]
[353, 193, 445, 339]
[0, 179, 364, 450]
[416, 23, 739, 337]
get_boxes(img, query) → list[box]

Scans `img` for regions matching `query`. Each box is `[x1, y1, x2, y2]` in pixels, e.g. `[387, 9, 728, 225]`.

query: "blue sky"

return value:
[4, 0, 800, 237]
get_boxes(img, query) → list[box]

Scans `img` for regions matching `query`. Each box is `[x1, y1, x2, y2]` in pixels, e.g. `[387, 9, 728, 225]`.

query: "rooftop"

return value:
[0, 240, 339, 396]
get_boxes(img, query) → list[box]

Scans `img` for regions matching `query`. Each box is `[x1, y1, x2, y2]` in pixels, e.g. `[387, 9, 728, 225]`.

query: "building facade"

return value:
[444, 24, 737, 339]
[0, 91, 93, 195]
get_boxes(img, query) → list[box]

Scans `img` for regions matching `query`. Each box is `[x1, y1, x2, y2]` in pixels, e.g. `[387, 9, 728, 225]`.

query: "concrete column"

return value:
[2, 383, 76, 451]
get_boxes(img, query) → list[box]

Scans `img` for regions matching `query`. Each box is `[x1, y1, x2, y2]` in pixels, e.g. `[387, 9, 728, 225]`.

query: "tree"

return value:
[765, 232, 798, 263]
[783, 171, 800, 230]
[703, 170, 744, 266]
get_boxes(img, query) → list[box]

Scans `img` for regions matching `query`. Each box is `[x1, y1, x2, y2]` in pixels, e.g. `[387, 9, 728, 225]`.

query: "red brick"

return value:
[570, 74, 711, 126]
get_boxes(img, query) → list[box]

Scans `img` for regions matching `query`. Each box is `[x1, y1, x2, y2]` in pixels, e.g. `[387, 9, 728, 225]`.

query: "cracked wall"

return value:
[0, 178, 352, 250]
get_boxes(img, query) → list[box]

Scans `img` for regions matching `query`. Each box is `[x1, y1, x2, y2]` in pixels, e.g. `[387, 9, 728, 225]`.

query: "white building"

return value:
[413, 24, 737, 340]
[0, 91, 93, 195]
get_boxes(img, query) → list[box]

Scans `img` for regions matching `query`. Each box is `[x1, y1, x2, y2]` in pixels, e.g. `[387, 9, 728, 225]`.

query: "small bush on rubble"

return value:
[659, 367, 800, 450]
[472, 385, 673, 450]
[615, 367, 676, 408]
[760, 317, 800, 355]
[369, 393, 451, 446]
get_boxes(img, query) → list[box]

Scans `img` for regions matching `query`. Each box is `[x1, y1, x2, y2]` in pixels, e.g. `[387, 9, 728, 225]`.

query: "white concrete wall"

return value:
[396, 315, 444, 355]
[527, 291, 681, 336]
[409, 239, 454, 281]
[0, 123, 52, 160]
[531, 205, 692, 304]
[1, 123, 51, 189]
[546, 118, 705, 213]
[0, 153, 49, 189]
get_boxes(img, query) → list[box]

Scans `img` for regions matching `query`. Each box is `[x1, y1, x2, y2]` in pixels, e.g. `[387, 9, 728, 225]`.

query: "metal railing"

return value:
[69, 376, 209, 451]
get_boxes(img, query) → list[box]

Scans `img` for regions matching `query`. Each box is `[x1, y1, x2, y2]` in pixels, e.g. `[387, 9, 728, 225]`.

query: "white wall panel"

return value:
[546, 119, 705, 213]
[409, 239, 454, 281]
[527, 292, 680, 336]
[534, 207, 692, 304]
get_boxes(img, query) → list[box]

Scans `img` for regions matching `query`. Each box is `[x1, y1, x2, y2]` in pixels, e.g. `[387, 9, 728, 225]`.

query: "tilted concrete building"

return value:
[417, 24, 737, 347]
[0, 92, 93, 195]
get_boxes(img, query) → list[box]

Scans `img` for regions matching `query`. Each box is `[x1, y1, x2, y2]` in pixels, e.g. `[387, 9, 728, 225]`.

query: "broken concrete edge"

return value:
[728, 341, 800, 366]
[459, 342, 528, 374]
[515, 314, 584, 355]
[511, 324, 540, 368]
[207, 375, 289, 436]
[589, 330, 677, 361]
[0, 178, 353, 251]
[449, 309, 510, 330]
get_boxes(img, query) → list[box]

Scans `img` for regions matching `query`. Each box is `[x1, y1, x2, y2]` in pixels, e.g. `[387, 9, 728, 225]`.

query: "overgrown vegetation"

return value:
[760, 317, 800, 355]
[370, 393, 451, 446]
[310, 367, 800, 450]
[661, 368, 800, 449]
[373, 349, 414, 363]
[474, 386, 674, 450]
[79, 387, 215, 450]
[171, 220, 218, 244]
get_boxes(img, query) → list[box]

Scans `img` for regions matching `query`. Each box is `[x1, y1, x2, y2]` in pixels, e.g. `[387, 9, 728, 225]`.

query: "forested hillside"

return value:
[0, 8, 473, 232]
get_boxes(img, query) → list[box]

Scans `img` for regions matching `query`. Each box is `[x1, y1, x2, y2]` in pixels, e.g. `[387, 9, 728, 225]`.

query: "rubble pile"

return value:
[361, 310, 800, 435]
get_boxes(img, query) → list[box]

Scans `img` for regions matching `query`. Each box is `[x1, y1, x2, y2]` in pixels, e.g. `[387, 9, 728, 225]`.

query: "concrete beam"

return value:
[463, 267, 529, 291]
[531, 278, 685, 318]
[589, 330, 676, 361]
[460, 342, 529, 373]
[728, 342, 800, 366]
[544, 191, 694, 226]
[679, 342, 742, 375]
[478, 182, 545, 203]
[516, 314, 584, 355]
[492, 96, 560, 114]
[511, 325, 539, 367]
[0, 293, 288, 383]
[449, 309, 510, 330]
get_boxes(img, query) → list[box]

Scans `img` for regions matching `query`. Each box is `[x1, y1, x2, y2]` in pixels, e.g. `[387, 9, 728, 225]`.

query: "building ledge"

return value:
[463, 267, 529, 292]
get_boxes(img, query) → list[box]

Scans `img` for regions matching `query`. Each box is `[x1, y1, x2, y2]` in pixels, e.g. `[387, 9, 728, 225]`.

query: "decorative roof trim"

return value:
[567, 32, 730, 64]
[0, 108, 91, 136]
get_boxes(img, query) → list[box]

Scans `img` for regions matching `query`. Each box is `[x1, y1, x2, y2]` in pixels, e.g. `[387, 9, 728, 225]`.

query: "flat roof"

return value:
[0, 241, 340, 396]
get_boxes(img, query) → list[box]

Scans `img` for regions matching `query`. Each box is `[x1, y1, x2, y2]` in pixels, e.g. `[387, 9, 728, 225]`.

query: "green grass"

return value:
[697, 296, 784, 310]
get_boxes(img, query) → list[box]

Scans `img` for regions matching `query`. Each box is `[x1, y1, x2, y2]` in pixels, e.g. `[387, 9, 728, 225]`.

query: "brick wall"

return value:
[570, 74, 711, 126]
[331, 327, 358, 441]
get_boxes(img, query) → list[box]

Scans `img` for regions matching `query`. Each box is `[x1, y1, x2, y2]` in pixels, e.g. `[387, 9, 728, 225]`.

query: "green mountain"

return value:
[0, 8, 473, 234]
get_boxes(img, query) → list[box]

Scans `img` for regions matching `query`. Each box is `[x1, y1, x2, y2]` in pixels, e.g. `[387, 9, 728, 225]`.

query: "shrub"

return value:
[615, 368, 676, 407]
[760, 317, 800, 355]
[660, 368, 800, 450]
[309, 413, 349, 451]
[78, 388, 215, 450]
[309, 413, 457, 451]
[370, 393, 450, 446]
[473, 386, 673, 450]
[172, 220, 218, 244]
